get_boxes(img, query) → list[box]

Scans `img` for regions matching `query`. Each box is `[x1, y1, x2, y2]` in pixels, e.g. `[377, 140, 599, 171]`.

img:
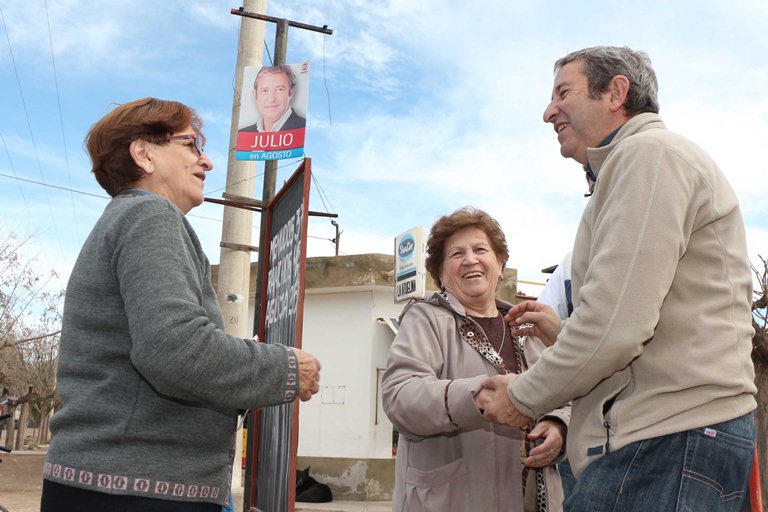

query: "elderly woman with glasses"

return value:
[382, 207, 569, 512]
[41, 98, 321, 512]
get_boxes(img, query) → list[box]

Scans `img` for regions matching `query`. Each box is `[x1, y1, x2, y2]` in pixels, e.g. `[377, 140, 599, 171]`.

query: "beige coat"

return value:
[508, 113, 757, 478]
[382, 292, 568, 512]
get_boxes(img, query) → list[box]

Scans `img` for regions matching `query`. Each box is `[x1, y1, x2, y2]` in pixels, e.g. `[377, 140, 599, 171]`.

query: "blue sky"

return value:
[1, 0, 767, 296]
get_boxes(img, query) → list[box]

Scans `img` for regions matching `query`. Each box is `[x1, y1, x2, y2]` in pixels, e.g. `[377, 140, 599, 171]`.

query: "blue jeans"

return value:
[565, 411, 755, 512]
[558, 459, 577, 500]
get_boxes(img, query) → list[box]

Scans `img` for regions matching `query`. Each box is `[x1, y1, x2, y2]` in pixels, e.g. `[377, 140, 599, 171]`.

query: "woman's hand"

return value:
[293, 348, 321, 402]
[523, 419, 565, 468]
[477, 374, 532, 428]
[504, 301, 561, 347]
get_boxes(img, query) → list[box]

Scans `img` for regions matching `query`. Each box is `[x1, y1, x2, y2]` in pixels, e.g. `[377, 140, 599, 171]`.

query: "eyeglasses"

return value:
[166, 133, 204, 157]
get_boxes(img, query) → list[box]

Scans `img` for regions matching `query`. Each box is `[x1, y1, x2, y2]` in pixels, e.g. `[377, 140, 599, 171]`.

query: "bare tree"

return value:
[751, 255, 768, 509]
[17, 294, 62, 444]
[0, 226, 63, 447]
[0, 227, 60, 350]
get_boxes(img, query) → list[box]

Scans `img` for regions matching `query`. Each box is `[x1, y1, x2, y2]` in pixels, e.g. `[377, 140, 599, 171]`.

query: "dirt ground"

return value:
[0, 451, 46, 512]
[0, 453, 243, 511]
[0, 453, 389, 512]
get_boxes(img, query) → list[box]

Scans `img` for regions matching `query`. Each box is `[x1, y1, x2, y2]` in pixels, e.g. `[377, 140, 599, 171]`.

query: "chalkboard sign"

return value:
[253, 159, 311, 512]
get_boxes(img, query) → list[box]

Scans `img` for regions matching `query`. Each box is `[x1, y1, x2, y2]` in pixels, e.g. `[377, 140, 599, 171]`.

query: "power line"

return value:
[0, 171, 107, 199]
[203, 158, 301, 197]
[44, 0, 81, 244]
[310, 171, 336, 214]
[0, 134, 32, 215]
[307, 234, 334, 242]
[205, 172, 263, 197]
[0, 6, 64, 254]
[263, 39, 272, 65]
[322, 34, 332, 126]
[0, 170, 223, 225]
[311, 172, 329, 211]
[0, 168, 338, 244]
[231, 19, 243, 104]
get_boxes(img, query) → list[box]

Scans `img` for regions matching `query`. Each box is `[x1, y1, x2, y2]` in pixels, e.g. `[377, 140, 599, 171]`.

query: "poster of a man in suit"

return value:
[236, 61, 310, 161]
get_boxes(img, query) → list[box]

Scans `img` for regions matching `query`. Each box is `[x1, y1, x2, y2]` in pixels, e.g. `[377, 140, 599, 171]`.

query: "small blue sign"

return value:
[398, 234, 415, 262]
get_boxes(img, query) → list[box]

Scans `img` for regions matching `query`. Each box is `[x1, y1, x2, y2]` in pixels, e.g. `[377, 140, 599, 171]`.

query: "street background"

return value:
[0, 449, 391, 512]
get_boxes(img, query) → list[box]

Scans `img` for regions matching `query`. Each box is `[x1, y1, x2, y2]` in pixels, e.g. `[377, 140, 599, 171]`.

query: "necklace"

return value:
[497, 313, 506, 355]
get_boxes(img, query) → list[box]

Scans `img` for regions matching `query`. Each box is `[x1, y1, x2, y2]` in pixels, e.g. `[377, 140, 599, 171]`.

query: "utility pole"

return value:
[252, 18, 287, 331]
[331, 219, 340, 256]
[217, 0, 266, 491]
[226, 7, 333, 511]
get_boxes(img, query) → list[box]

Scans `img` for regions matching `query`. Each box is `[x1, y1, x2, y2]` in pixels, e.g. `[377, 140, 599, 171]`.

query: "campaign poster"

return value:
[236, 60, 310, 161]
[394, 226, 426, 302]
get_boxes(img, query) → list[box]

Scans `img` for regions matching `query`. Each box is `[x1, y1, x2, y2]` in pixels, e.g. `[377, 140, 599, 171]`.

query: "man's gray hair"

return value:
[555, 46, 659, 115]
[253, 65, 297, 92]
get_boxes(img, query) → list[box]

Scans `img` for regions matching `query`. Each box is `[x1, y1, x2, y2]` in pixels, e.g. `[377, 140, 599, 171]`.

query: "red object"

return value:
[750, 445, 763, 512]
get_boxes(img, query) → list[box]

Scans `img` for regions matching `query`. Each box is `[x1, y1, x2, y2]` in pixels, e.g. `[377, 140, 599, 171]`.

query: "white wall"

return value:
[295, 286, 404, 459]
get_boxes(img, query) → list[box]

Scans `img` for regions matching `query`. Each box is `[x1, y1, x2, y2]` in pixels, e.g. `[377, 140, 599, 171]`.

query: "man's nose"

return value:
[543, 99, 557, 124]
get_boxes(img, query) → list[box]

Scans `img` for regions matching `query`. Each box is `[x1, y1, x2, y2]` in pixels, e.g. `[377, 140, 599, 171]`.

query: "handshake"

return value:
[474, 373, 531, 428]
[475, 373, 566, 468]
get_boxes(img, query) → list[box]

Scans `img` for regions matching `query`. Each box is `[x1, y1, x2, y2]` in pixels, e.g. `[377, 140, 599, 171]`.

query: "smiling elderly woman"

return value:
[40, 98, 321, 512]
[382, 207, 568, 512]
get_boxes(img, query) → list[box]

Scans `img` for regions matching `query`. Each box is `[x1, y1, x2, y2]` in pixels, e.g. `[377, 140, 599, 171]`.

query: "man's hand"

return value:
[479, 374, 532, 428]
[473, 387, 493, 413]
[293, 348, 321, 402]
[504, 301, 561, 347]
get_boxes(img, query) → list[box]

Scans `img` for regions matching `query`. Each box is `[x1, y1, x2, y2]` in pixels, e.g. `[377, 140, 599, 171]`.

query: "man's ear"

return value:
[129, 139, 154, 174]
[608, 75, 630, 113]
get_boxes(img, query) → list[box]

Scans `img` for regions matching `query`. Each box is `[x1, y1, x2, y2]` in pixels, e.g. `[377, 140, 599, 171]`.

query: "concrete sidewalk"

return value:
[233, 488, 392, 511]
[295, 502, 392, 512]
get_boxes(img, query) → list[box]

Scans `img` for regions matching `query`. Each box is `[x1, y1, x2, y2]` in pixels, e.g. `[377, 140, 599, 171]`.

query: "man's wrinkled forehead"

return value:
[550, 61, 586, 99]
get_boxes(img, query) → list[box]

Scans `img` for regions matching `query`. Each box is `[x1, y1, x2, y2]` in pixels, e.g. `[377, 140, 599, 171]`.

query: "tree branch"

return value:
[0, 330, 61, 350]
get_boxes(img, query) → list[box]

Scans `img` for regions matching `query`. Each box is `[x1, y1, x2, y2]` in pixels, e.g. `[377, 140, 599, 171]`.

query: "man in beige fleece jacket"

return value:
[477, 46, 757, 511]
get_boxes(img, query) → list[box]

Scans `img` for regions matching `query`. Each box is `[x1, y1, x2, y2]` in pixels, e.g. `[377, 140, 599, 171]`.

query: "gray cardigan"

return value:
[44, 193, 298, 506]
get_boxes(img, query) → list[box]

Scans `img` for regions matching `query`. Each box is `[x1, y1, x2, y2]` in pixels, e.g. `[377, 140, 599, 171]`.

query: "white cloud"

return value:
[1, 0, 767, 292]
